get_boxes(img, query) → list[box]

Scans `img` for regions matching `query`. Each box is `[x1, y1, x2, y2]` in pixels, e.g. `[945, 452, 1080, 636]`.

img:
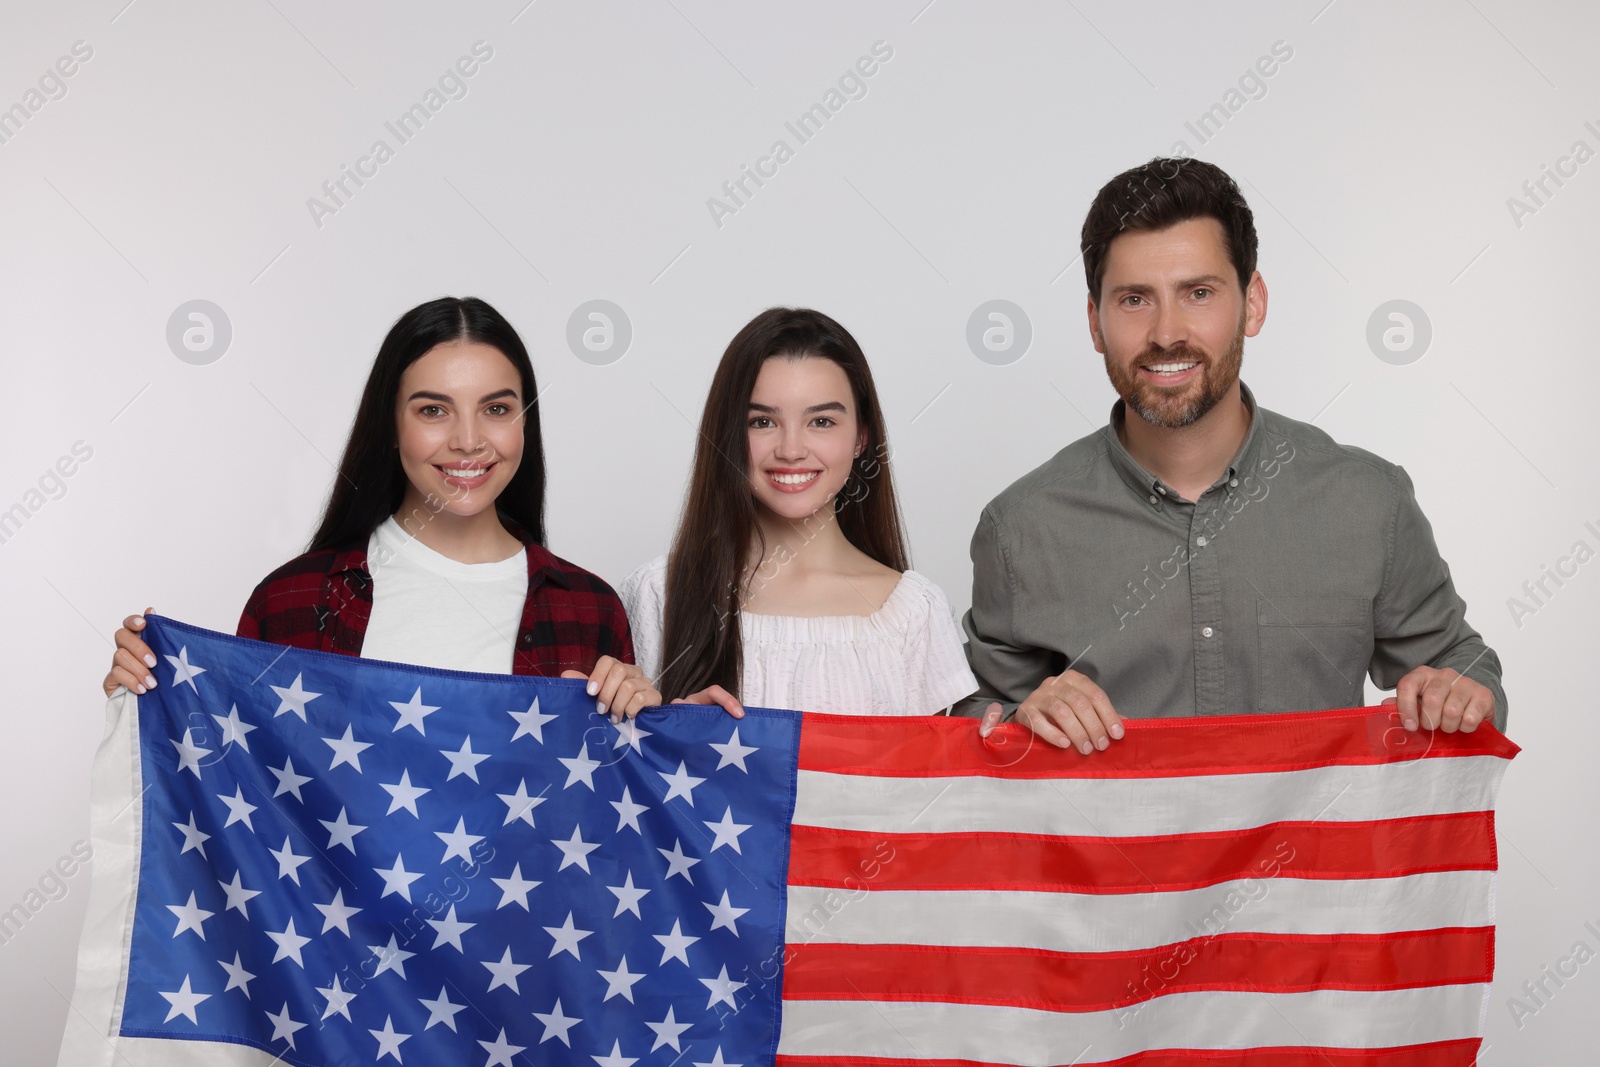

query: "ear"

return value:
[855, 427, 868, 459]
[1243, 270, 1267, 338]
[1087, 292, 1106, 354]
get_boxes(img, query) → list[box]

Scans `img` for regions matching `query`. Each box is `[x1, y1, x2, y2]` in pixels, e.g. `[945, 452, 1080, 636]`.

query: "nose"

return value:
[450, 414, 487, 457]
[774, 423, 807, 461]
[1151, 300, 1186, 351]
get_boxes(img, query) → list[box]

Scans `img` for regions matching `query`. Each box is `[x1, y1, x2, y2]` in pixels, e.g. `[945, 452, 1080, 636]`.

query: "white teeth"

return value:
[440, 467, 488, 478]
[771, 472, 818, 485]
[1146, 361, 1198, 374]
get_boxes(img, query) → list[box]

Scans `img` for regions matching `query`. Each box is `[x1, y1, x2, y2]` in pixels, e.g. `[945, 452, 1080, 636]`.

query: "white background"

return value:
[3, 0, 1596, 1061]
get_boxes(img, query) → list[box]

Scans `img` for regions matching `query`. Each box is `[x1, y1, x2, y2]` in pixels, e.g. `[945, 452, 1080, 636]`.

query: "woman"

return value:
[103, 296, 656, 719]
[624, 306, 976, 716]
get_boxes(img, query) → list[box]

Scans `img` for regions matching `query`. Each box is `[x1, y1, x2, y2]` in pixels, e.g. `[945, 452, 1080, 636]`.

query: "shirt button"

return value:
[1201, 626, 1214, 638]
[1229, 478, 1239, 487]
[1157, 486, 1167, 495]
[1196, 535, 1208, 547]
[1148, 494, 1159, 505]
[521, 633, 533, 645]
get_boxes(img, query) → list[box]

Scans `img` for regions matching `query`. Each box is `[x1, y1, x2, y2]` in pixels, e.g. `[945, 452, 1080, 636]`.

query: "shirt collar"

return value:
[329, 515, 573, 590]
[1101, 382, 1263, 503]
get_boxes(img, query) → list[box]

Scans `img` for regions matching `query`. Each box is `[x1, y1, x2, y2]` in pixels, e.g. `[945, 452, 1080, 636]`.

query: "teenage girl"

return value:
[623, 306, 976, 717]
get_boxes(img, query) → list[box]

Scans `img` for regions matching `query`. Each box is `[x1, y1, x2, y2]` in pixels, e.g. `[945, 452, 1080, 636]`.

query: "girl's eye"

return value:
[749, 416, 773, 430]
[811, 416, 836, 428]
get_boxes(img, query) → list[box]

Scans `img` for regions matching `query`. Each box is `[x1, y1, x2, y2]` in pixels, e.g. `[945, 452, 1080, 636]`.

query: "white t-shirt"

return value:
[359, 518, 527, 674]
[620, 555, 978, 715]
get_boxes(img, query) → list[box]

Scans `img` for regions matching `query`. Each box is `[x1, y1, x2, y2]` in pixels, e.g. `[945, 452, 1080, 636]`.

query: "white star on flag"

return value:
[380, 768, 430, 816]
[164, 646, 206, 692]
[317, 975, 357, 1021]
[268, 755, 312, 800]
[704, 806, 751, 853]
[491, 863, 541, 910]
[559, 744, 601, 790]
[426, 903, 475, 951]
[612, 717, 651, 753]
[497, 778, 547, 826]
[172, 812, 210, 858]
[710, 727, 759, 771]
[368, 1015, 410, 1062]
[374, 854, 423, 901]
[543, 911, 592, 959]
[657, 838, 701, 882]
[533, 997, 582, 1046]
[700, 964, 747, 1009]
[388, 687, 439, 734]
[482, 947, 531, 993]
[552, 825, 600, 872]
[440, 735, 490, 781]
[369, 934, 415, 979]
[597, 955, 645, 1002]
[269, 672, 320, 720]
[658, 760, 705, 805]
[693, 1049, 741, 1067]
[267, 837, 311, 884]
[312, 888, 361, 935]
[653, 919, 699, 966]
[322, 725, 372, 772]
[265, 917, 310, 967]
[264, 1002, 306, 1048]
[418, 985, 466, 1031]
[479, 1027, 527, 1067]
[646, 1005, 691, 1052]
[434, 816, 485, 863]
[704, 889, 750, 935]
[217, 871, 259, 918]
[211, 704, 257, 752]
[217, 952, 255, 998]
[592, 1039, 639, 1067]
[215, 786, 258, 831]
[606, 871, 650, 918]
[170, 729, 211, 778]
[158, 975, 209, 1024]
[507, 696, 556, 742]
[318, 806, 366, 852]
[610, 785, 648, 833]
[166, 892, 213, 940]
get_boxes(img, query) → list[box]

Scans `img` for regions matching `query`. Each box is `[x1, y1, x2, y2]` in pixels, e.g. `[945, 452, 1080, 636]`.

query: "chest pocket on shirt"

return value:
[1255, 596, 1373, 712]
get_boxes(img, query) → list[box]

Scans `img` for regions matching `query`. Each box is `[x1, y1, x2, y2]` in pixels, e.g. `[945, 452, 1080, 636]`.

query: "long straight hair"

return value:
[657, 307, 909, 702]
[308, 297, 546, 553]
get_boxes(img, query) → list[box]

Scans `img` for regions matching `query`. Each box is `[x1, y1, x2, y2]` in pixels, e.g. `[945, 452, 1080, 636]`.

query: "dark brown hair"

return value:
[308, 296, 546, 552]
[1080, 157, 1258, 303]
[657, 307, 909, 702]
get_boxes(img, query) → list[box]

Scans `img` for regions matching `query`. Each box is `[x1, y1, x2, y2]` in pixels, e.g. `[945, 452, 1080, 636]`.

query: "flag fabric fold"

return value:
[58, 615, 1517, 1067]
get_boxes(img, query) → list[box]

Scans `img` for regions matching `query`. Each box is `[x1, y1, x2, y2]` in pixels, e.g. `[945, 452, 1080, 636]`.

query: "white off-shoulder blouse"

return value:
[619, 556, 978, 716]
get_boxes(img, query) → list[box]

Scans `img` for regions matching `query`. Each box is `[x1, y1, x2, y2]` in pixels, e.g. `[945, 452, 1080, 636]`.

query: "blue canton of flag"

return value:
[112, 615, 796, 1066]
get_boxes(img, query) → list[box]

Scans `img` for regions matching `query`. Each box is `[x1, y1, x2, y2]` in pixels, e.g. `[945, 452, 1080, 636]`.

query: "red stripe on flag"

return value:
[781, 930, 1493, 1011]
[775, 1039, 1482, 1067]
[788, 814, 1495, 893]
[797, 706, 1518, 780]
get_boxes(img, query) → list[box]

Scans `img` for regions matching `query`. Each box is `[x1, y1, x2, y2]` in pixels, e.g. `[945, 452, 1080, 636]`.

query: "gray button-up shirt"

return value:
[958, 385, 1507, 730]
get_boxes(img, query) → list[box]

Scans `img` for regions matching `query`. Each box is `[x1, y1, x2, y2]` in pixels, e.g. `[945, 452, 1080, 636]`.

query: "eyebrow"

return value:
[748, 401, 849, 415]
[406, 388, 520, 404]
[1109, 274, 1229, 296]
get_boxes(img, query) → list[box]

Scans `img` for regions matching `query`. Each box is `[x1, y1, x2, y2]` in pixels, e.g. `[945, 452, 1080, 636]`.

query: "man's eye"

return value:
[1193, 288, 1211, 300]
[1123, 295, 1144, 307]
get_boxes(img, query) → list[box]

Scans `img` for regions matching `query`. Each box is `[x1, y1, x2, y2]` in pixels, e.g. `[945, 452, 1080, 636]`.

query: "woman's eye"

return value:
[812, 416, 836, 428]
[486, 403, 511, 416]
[419, 404, 445, 417]
[749, 416, 773, 429]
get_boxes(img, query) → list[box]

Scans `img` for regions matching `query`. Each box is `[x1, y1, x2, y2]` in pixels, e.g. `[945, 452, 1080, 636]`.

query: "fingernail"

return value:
[596, 701, 607, 717]
[1403, 719, 1416, 730]
[146, 676, 158, 689]
[134, 685, 145, 694]
[979, 724, 991, 738]
[1095, 737, 1108, 751]
[587, 681, 598, 697]
[1110, 723, 1124, 739]
[142, 654, 156, 668]
[1079, 743, 1092, 755]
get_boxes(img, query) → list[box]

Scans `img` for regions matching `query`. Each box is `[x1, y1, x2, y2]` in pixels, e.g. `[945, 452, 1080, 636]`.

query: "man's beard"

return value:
[1104, 319, 1245, 429]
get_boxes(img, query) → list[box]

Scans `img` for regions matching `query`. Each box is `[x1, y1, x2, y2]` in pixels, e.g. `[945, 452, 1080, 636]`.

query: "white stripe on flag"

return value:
[793, 756, 1501, 836]
[785, 870, 1493, 950]
[776, 983, 1487, 1062]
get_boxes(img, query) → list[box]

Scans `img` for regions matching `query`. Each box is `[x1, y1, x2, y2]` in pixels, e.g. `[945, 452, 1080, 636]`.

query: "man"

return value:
[959, 157, 1505, 752]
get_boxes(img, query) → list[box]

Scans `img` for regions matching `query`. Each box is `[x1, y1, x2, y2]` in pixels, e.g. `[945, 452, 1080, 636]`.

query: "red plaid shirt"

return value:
[236, 524, 633, 676]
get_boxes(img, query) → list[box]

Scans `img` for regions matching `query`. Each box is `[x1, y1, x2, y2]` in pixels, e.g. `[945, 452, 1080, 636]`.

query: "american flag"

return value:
[60, 616, 1516, 1067]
